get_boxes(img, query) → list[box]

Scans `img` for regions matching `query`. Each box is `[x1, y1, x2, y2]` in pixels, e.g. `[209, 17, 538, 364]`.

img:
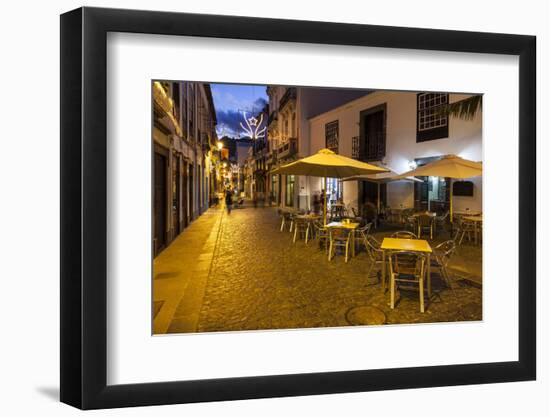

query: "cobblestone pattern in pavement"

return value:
[191, 206, 482, 333]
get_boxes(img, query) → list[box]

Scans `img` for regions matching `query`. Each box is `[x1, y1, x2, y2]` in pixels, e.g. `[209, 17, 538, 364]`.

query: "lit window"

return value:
[417, 93, 449, 142]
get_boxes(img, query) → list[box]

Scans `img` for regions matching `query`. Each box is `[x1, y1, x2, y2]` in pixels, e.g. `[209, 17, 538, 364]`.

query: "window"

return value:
[173, 82, 180, 121]
[189, 84, 195, 138]
[181, 82, 187, 139]
[325, 120, 339, 153]
[417, 93, 449, 142]
[360, 104, 386, 161]
[285, 175, 295, 207]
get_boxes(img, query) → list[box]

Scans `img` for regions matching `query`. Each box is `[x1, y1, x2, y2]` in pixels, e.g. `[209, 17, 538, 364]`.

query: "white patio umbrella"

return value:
[342, 170, 422, 214]
[394, 154, 482, 222]
[272, 148, 388, 225]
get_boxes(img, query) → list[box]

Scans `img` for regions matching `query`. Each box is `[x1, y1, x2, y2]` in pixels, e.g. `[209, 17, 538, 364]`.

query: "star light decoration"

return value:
[240, 111, 267, 140]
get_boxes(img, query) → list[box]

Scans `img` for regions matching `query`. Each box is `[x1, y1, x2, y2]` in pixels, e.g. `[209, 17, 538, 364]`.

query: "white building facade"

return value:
[267, 86, 367, 209]
[307, 91, 482, 215]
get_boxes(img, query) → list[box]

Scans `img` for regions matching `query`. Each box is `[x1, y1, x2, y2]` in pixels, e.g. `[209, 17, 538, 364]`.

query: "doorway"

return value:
[171, 155, 180, 237]
[413, 156, 450, 213]
[360, 103, 386, 162]
[154, 150, 167, 255]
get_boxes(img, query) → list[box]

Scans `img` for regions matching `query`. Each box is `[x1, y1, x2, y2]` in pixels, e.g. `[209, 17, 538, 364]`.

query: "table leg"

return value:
[351, 230, 355, 257]
[427, 253, 432, 298]
[381, 249, 386, 293]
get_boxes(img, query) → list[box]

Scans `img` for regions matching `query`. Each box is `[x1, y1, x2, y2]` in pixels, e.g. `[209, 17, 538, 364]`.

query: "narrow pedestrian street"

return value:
[154, 202, 482, 334]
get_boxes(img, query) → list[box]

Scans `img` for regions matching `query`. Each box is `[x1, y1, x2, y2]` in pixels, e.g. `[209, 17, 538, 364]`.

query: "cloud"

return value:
[216, 109, 243, 137]
[253, 97, 268, 110]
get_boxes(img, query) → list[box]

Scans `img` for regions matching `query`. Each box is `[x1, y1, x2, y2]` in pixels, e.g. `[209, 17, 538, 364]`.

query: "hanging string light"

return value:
[240, 111, 266, 140]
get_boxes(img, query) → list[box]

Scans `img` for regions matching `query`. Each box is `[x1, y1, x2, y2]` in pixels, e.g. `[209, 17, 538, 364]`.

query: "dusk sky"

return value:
[211, 83, 268, 138]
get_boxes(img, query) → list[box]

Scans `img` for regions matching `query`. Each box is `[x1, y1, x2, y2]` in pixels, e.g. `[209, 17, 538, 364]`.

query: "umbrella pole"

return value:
[323, 177, 327, 226]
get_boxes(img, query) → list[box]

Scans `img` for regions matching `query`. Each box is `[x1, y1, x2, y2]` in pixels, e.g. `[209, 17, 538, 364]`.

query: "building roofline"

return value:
[307, 90, 388, 122]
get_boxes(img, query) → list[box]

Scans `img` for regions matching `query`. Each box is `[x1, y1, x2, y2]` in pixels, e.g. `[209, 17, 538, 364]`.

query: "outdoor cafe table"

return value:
[380, 237, 433, 298]
[454, 210, 481, 216]
[326, 221, 360, 257]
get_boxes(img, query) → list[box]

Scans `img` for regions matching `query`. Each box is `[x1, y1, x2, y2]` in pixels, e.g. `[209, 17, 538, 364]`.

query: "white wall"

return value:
[1, 1, 545, 417]
[309, 91, 483, 212]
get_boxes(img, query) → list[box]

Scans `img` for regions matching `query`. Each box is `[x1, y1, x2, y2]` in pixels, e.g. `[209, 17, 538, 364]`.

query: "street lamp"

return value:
[217, 141, 223, 151]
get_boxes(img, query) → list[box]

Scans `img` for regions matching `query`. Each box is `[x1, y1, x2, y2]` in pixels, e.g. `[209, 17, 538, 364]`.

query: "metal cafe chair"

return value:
[388, 250, 428, 313]
[365, 235, 384, 285]
[432, 240, 457, 292]
[354, 222, 372, 254]
[404, 214, 417, 233]
[279, 211, 292, 232]
[328, 227, 352, 263]
[417, 213, 435, 239]
[455, 218, 477, 245]
[435, 210, 450, 236]
[391, 230, 418, 239]
[293, 217, 311, 244]
[312, 221, 329, 254]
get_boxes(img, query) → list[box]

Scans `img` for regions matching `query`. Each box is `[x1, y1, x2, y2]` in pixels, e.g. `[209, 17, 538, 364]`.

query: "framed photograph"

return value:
[60, 7, 536, 409]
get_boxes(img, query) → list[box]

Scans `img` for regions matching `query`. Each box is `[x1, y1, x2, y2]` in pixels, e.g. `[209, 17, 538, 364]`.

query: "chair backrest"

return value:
[391, 231, 418, 239]
[329, 227, 350, 240]
[357, 222, 372, 236]
[313, 220, 326, 232]
[435, 240, 456, 265]
[365, 235, 382, 261]
[388, 251, 426, 278]
[417, 214, 434, 226]
[437, 210, 450, 221]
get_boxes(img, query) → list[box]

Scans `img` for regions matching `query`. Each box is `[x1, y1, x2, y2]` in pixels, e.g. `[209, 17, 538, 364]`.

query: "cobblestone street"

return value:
[154, 203, 482, 334]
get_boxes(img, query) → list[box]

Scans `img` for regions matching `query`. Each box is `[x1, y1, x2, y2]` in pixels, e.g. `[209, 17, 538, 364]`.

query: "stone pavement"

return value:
[154, 203, 482, 334]
[153, 206, 223, 334]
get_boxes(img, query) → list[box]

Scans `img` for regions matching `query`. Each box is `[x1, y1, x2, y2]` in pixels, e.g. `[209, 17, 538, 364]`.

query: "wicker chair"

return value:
[328, 227, 352, 262]
[388, 251, 428, 312]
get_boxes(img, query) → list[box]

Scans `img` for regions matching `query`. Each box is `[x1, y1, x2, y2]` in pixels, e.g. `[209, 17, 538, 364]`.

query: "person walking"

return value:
[225, 188, 233, 215]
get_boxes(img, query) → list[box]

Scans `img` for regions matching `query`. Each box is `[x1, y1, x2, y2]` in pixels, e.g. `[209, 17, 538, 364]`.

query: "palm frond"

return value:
[435, 95, 482, 120]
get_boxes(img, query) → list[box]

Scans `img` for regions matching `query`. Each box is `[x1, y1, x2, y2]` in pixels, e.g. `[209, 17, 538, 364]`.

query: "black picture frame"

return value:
[60, 6, 536, 410]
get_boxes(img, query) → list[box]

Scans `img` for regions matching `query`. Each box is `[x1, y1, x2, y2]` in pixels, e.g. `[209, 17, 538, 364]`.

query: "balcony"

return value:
[153, 81, 182, 136]
[276, 138, 297, 160]
[268, 110, 278, 126]
[279, 87, 297, 111]
[351, 136, 360, 159]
